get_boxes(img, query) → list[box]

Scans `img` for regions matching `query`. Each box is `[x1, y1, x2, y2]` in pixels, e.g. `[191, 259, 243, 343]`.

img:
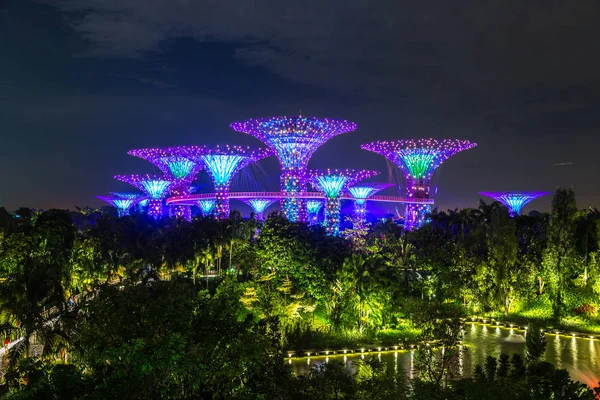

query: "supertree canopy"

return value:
[96, 196, 141, 217]
[479, 191, 550, 216]
[306, 200, 324, 225]
[347, 183, 394, 224]
[114, 174, 175, 219]
[128, 147, 205, 221]
[109, 192, 145, 200]
[230, 113, 357, 222]
[197, 199, 216, 217]
[361, 139, 477, 230]
[310, 169, 378, 235]
[179, 145, 273, 218]
[240, 198, 277, 220]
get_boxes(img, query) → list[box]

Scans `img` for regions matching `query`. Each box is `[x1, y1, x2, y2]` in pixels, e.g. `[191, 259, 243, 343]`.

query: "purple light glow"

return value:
[230, 113, 357, 222]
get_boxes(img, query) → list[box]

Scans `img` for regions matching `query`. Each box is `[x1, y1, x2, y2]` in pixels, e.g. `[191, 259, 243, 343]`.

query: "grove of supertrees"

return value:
[127, 147, 204, 220]
[361, 139, 477, 230]
[479, 191, 551, 216]
[113, 174, 175, 219]
[310, 169, 378, 235]
[347, 183, 394, 225]
[98, 114, 496, 233]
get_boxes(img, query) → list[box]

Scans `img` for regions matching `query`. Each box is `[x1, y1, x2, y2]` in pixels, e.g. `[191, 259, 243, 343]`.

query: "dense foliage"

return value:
[0, 188, 598, 398]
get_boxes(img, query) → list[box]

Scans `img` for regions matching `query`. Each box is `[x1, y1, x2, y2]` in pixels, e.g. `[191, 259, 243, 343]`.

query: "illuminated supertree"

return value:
[240, 198, 278, 220]
[230, 113, 357, 222]
[96, 195, 142, 217]
[361, 139, 477, 230]
[128, 147, 204, 221]
[479, 192, 550, 216]
[197, 199, 216, 217]
[179, 145, 272, 218]
[310, 169, 378, 235]
[347, 183, 394, 224]
[306, 200, 324, 225]
[109, 191, 148, 212]
[114, 174, 175, 219]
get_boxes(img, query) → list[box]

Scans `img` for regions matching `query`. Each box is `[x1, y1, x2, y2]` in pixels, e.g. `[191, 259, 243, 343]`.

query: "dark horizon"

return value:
[1, 0, 598, 213]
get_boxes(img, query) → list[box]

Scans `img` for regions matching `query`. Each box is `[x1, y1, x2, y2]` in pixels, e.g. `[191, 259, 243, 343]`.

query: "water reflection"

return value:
[553, 333, 562, 368]
[291, 324, 600, 383]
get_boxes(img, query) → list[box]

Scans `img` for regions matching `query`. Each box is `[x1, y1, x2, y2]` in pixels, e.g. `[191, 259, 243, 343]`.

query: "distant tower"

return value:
[114, 174, 175, 219]
[361, 139, 477, 230]
[197, 199, 216, 217]
[231, 114, 357, 222]
[96, 195, 144, 217]
[479, 192, 550, 216]
[181, 145, 272, 219]
[240, 198, 278, 220]
[347, 183, 394, 225]
[128, 147, 204, 221]
[310, 169, 378, 236]
[306, 200, 324, 225]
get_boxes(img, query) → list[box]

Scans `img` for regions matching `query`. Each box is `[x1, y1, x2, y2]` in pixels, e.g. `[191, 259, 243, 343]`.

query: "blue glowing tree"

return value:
[479, 192, 550, 216]
[241, 198, 277, 220]
[180, 145, 272, 218]
[96, 196, 141, 217]
[197, 199, 216, 217]
[306, 200, 324, 225]
[310, 169, 378, 235]
[128, 147, 205, 221]
[231, 113, 357, 222]
[347, 183, 394, 224]
[361, 139, 477, 230]
[114, 174, 175, 219]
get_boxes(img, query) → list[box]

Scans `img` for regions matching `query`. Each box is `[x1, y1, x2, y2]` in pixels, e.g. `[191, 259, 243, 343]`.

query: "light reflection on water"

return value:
[290, 324, 600, 383]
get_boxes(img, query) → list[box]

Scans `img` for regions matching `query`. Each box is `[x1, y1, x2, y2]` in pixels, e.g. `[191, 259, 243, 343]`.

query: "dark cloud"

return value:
[0, 0, 598, 212]
[36, 0, 600, 99]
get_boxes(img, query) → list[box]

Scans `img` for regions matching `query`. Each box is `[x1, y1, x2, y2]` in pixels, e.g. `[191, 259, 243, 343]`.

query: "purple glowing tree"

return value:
[361, 139, 477, 230]
[310, 169, 379, 235]
[479, 192, 550, 216]
[128, 147, 204, 221]
[230, 113, 357, 222]
[179, 145, 273, 219]
[240, 198, 278, 220]
[96, 195, 144, 217]
[347, 183, 394, 225]
[114, 174, 175, 219]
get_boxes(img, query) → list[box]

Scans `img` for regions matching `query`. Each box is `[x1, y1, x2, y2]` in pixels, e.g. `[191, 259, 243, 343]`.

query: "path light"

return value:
[343, 349, 348, 354]
[377, 347, 382, 352]
[394, 345, 398, 350]
[288, 353, 292, 358]
[325, 350, 330, 355]
[361, 348, 365, 353]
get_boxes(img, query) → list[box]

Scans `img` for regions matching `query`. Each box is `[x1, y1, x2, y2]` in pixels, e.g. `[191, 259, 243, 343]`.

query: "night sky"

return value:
[1, 0, 599, 215]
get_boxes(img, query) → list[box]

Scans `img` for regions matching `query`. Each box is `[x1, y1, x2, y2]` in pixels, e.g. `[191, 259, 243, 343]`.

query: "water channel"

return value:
[290, 323, 600, 387]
